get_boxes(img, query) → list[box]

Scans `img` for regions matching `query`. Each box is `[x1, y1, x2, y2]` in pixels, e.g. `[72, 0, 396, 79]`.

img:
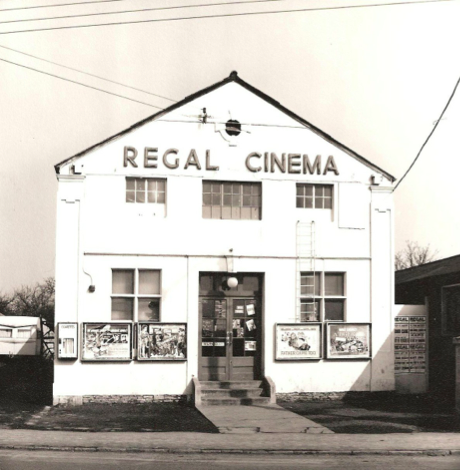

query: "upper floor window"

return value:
[300, 272, 345, 322]
[296, 184, 332, 209]
[203, 181, 261, 220]
[111, 269, 161, 322]
[126, 178, 166, 204]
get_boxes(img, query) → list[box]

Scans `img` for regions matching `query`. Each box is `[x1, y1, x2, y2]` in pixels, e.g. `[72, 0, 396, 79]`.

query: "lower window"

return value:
[300, 272, 346, 322]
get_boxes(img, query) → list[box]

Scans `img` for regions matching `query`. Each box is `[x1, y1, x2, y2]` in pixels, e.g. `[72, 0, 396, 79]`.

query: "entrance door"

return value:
[198, 273, 262, 381]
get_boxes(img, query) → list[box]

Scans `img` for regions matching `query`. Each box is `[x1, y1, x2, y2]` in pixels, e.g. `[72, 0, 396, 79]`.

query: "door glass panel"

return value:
[201, 299, 227, 358]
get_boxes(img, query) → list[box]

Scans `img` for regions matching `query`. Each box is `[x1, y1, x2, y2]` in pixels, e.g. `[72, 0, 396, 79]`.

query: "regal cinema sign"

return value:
[123, 147, 339, 175]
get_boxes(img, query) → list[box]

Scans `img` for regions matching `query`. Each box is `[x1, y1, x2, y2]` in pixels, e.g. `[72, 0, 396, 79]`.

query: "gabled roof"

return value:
[55, 71, 396, 181]
[396, 254, 460, 284]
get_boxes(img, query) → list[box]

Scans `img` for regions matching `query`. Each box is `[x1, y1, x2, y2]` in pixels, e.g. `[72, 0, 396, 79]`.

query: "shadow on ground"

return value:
[279, 394, 460, 433]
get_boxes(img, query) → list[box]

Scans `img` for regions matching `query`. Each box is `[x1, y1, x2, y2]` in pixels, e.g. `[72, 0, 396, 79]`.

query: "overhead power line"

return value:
[0, 0, 455, 35]
[0, 55, 164, 109]
[393, 73, 460, 192]
[0, 43, 176, 102]
[0, 0, 132, 12]
[0, 0, 290, 25]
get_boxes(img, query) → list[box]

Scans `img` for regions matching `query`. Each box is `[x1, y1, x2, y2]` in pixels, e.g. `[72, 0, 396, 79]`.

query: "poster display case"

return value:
[326, 323, 371, 359]
[395, 316, 427, 374]
[275, 323, 322, 360]
[57, 322, 78, 359]
[137, 322, 186, 360]
[82, 323, 132, 361]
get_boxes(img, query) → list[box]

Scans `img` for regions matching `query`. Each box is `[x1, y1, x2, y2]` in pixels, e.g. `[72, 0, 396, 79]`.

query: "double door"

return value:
[199, 297, 261, 381]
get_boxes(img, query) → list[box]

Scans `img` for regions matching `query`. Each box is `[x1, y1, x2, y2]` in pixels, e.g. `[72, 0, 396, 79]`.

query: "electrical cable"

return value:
[0, 0, 455, 35]
[0, 43, 176, 102]
[0, 55, 164, 109]
[393, 73, 460, 191]
[0, 0, 291, 25]
[0, 0, 134, 13]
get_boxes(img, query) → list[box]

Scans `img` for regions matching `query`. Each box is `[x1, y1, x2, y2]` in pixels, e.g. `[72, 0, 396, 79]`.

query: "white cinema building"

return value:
[53, 72, 396, 405]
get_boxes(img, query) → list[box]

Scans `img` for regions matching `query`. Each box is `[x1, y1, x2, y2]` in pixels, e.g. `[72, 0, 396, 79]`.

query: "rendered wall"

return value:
[54, 79, 395, 400]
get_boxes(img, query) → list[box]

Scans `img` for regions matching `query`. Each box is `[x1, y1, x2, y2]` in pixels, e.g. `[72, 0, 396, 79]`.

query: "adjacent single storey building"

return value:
[396, 255, 460, 404]
[53, 72, 396, 405]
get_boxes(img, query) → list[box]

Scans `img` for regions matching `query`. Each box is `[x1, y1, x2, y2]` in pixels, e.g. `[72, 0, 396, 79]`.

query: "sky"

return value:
[0, 0, 459, 293]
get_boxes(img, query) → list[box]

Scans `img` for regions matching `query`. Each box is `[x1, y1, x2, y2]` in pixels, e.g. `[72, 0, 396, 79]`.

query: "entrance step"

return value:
[200, 380, 263, 390]
[202, 397, 272, 406]
[198, 380, 269, 406]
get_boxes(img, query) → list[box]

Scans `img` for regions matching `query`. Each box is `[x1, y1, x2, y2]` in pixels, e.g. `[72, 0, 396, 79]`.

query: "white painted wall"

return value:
[54, 80, 395, 399]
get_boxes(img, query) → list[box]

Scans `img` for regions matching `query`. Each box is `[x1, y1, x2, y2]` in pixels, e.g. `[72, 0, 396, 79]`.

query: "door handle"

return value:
[226, 331, 233, 346]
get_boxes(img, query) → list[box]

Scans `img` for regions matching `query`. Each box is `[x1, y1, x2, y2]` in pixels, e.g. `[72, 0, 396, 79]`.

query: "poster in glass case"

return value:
[82, 323, 132, 361]
[275, 323, 322, 360]
[137, 323, 187, 360]
[326, 323, 371, 359]
[57, 322, 78, 359]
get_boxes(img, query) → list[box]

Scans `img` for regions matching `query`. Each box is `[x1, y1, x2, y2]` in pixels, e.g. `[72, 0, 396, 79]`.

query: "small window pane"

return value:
[203, 206, 211, 218]
[305, 197, 313, 208]
[296, 185, 304, 196]
[135, 179, 146, 191]
[157, 191, 165, 203]
[139, 270, 160, 295]
[243, 196, 251, 206]
[157, 180, 165, 191]
[325, 274, 344, 296]
[232, 194, 241, 206]
[126, 178, 135, 190]
[305, 185, 313, 196]
[0, 329, 12, 338]
[203, 182, 211, 192]
[138, 298, 160, 321]
[223, 183, 232, 193]
[126, 191, 135, 203]
[300, 300, 320, 322]
[147, 180, 157, 191]
[212, 193, 221, 205]
[296, 197, 304, 208]
[212, 183, 221, 192]
[324, 185, 333, 197]
[324, 197, 332, 209]
[232, 184, 240, 195]
[223, 194, 232, 206]
[325, 299, 344, 321]
[111, 298, 133, 320]
[112, 270, 134, 294]
[147, 192, 156, 203]
[17, 329, 31, 338]
[136, 191, 145, 203]
[252, 185, 261, 196]
[241, 207, 251, 219]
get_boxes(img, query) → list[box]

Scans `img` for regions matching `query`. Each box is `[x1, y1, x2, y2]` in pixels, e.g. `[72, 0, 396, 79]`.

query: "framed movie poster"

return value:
[57, 322, 78, 359]
[275, 323, 322, 360]
[82, 323, 132, 361]
[137, 323, 187, 361]
[326, 323, 371, 359]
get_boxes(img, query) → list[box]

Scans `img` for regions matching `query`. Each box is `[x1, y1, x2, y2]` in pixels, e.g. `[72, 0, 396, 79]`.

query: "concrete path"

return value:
[196, 404, 334, 433]
[0, 429, 460, 455]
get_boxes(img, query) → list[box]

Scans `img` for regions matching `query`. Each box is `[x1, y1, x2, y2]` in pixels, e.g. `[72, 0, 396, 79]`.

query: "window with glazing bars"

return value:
[300, 272, 345, 322]
[126, 178, 166, 204]
[111, 269, 161, 321]
[202, 181, 261, 220]
[296, 184, 333, 209]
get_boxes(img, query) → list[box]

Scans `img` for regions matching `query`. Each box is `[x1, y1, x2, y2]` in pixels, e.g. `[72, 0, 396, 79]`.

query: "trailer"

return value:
[0, 316, 41, 356]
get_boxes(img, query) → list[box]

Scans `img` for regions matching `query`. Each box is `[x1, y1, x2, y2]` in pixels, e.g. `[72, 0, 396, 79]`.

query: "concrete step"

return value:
[201, 397, 271, 406]
[200, 380, 263, 390]
[201, 388, 263, 398]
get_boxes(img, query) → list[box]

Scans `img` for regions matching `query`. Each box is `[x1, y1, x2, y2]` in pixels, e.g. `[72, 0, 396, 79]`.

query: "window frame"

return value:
[296, 183, 333, 210]
[125, 177, 166, 205]
[300, 271, 346, 323]
[202, 180, 262, 220]
[111, 268, 162, 322]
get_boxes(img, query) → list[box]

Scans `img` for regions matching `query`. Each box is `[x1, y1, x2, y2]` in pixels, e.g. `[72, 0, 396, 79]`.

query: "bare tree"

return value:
[0, 278, 55, 328]
[395, 241, 438, 271]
